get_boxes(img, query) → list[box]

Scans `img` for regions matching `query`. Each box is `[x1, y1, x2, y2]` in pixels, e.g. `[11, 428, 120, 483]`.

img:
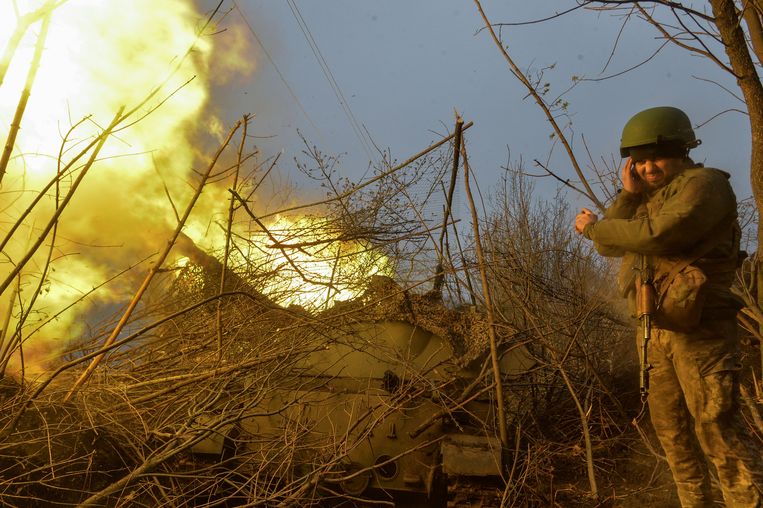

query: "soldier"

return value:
[575, 106, 763, 507]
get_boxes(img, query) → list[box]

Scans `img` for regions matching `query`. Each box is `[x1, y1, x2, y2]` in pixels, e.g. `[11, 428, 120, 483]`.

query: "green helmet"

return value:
[619, 106, 699, 157]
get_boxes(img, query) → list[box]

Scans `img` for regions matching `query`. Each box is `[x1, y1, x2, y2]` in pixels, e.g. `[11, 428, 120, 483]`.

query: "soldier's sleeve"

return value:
[583, 170, 736, 256]
[584, 190, 641, 257]
[603, 190, 641, 219]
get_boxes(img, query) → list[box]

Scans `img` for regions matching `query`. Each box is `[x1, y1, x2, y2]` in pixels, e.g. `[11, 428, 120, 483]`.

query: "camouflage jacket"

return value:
[583, 165, 743, 317]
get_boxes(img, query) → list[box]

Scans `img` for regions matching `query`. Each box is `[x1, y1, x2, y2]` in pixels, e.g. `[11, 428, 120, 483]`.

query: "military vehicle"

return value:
[186, 274, 535, 507]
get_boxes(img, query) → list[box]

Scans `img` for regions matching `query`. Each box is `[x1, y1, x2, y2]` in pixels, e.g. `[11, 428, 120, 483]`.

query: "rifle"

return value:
[636, 256, 655, 402]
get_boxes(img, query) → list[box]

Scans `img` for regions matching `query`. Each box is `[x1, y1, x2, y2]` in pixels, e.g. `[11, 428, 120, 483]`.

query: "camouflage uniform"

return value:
[583, 165, 763, 507]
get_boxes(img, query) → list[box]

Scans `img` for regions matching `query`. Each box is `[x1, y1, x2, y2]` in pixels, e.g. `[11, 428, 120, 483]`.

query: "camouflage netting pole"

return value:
[461, 133, 510, 456]
[433, 115, 464, 295]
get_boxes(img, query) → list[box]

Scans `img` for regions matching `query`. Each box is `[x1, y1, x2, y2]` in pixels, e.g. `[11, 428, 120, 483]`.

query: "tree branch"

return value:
[473, 0, 605, 211]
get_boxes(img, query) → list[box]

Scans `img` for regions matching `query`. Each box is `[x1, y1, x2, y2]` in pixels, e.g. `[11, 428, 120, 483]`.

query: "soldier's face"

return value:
[633, 157, 684, 189]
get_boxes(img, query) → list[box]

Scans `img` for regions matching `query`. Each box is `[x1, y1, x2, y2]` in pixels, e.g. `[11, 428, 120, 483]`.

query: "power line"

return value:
[285, 0, 377, 162]
[232, 1, 324, 142]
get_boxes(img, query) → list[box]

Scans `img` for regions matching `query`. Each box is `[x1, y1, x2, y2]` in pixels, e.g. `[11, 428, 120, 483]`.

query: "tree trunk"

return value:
[709, 0, 763, 306]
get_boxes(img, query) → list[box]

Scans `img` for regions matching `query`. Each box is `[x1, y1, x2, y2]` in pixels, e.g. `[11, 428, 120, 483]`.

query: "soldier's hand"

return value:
[621, 157, 643, 194]
[575, 208, 598, 234]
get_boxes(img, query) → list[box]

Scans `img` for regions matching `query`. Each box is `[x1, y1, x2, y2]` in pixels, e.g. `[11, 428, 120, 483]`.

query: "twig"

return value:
[533, 158, 593, 198]
[63, 118, 243, 401]
[0, 0, 54, 185]
[257, 121, 473, 221]
[472, 0, 604, 212]
[217, 115, 250, 361]
[740, 383, 763, 435]
[230, 192, 342, 292]
[0, 109, 126, 298]
[0, 116, 90, 255]
[0, 0, 65, 87]
[632, 415, 668, 462]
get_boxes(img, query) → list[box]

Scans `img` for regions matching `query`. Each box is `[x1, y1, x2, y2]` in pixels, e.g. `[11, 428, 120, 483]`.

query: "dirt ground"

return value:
[548, 429, 683, 508]
[549, 408, 758, 508]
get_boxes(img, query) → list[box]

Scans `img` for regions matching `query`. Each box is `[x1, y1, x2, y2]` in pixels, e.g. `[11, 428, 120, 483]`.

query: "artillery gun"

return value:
[180, 265, 535, 506]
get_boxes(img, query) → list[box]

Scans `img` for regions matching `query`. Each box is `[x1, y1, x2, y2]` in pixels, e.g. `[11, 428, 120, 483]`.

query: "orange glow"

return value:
[0, 0, 253, 375]
[247, 215, 394, 309]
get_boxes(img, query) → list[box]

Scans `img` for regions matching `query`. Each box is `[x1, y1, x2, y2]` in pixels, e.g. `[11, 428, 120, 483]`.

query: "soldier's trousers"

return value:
[645, 319, 763, 507]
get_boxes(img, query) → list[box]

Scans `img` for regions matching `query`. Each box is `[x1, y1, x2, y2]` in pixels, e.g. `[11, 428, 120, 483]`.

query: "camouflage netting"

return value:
[324, 274, 512, 366]
[172, 244, 512, 367]
[0, 255, 515, 507]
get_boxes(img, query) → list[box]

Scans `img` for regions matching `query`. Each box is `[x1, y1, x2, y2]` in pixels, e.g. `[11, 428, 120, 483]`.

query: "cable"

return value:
[232, 1, 324, 142]
[285, 0, 377, 162]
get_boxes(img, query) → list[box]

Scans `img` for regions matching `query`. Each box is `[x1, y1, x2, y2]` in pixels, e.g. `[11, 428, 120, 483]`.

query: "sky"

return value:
[206, 0, 752, 210]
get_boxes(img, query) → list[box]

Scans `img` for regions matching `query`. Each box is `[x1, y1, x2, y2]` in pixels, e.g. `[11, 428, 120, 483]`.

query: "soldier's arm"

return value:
[583, 170, 736, 256]
[583, 191, 641, 257]
[603, 190, 641, 220]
